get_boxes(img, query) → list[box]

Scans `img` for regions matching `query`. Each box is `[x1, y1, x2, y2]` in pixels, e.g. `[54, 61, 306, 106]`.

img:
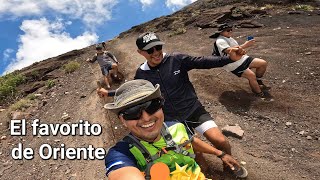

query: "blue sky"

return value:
[0, 0, 196, 76]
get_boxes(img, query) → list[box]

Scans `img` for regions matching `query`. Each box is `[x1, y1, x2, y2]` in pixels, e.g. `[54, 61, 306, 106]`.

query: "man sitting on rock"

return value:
[210, 23, 269, 98]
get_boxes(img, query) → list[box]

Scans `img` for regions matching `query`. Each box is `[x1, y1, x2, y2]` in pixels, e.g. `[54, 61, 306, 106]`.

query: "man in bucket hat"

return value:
[98, 32, 243, 172]
[210, 23, 270, 98]
[104, 79, 247, 180]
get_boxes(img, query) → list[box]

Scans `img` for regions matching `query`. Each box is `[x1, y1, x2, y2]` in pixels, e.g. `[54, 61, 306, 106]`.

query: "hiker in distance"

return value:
[86, 43, 119, 89]
[210, 23, 269, 98]
[104, 79, 247, 180]
[98, 32, 246, 171]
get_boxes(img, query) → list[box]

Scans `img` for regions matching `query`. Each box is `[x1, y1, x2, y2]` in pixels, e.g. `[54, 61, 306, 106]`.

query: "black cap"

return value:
[96, 44, 103, 50]
[136, 32, 165, 50]
[209, 23, 233, 39]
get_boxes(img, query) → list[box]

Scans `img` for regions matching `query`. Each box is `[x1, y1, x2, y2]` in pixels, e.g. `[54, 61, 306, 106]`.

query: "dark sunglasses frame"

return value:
[145, 45, 163, 54]
[225, 29, 233, 32]
[119, 98, 164, 120]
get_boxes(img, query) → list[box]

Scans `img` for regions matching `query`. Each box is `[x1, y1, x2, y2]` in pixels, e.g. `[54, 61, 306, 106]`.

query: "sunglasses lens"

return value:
[145, 99, 163, 115]
[146, 48, 154, 54]
[155, 45, 162, 51]
[120, 99, 163, 120]
[146, 45, 163, 54]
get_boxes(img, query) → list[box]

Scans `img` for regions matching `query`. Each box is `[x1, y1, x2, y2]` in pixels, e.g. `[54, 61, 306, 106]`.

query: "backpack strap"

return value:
[123, 134, 157, 180]
[160, 123, 195, 158]
[213, 41, 221, 56]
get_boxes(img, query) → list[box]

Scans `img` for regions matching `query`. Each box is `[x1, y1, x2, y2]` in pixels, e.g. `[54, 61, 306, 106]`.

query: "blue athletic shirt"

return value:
[105, 141, 137, 176]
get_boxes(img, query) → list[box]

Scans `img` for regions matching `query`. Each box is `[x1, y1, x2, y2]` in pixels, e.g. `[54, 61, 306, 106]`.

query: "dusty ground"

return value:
[0, 1, 319, 180]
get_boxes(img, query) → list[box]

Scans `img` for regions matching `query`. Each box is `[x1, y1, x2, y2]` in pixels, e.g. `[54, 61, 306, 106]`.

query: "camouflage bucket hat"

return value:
[104, 80, 161, 115]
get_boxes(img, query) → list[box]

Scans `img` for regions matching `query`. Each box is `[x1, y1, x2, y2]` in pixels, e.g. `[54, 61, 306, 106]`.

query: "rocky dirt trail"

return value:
[0, 2, 319, 180]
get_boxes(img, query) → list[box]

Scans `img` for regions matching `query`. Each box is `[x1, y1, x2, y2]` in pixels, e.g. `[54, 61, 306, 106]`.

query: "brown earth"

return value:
[0, 1, 320, 180]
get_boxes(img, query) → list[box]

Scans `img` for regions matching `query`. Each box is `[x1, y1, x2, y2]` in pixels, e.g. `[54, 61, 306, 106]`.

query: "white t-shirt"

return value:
[216, 35, 249, 72]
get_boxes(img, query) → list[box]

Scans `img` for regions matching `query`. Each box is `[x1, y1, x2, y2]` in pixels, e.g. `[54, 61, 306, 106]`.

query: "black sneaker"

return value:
[255, 91, 265, 99]
[257, 80, 271, 90]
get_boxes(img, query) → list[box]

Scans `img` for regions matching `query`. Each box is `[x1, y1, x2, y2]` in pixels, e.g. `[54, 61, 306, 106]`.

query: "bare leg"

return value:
[104, 75, 111, 89]
[112, 63, 118, 77]
[203, 127, 231, 155]
[241, 69, 262, 93]
[249, 58, 268, 78]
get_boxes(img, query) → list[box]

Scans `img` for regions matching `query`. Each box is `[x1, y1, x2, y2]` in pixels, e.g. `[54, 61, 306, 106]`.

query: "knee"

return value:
[262, 59, 268, 67]
[112, 64, 118, 68]
[245, 71, 257, 80]
[257, 58, 268, 67]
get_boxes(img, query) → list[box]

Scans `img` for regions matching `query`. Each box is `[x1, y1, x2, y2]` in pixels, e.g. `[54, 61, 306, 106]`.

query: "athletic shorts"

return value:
[101, 63, 113, 76]
[184, 106, 218, 135]
[231, 56, 254, 77]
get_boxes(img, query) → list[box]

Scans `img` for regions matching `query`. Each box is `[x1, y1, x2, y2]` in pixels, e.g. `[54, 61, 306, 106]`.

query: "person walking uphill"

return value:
[104, 79, 247, 180]
[87, 43, 119, 89]
[210, 23, 269, 98]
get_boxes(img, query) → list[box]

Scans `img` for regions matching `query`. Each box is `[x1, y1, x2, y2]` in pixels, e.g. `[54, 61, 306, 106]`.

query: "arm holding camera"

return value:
[240, 36, 255, 49]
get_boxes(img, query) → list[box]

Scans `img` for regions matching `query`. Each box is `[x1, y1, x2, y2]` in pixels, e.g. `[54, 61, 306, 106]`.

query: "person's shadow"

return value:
[218, 90, 255, 114]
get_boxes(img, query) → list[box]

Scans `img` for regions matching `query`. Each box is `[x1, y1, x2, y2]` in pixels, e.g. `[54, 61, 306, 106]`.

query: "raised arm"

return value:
[178, 53, 234, 71]
[107, 52, 119, 63]
[97, 87, 116, 97]
[240, 39, 255, 49]
[86, 55, 97, 63]
[108, 167, 145, 180]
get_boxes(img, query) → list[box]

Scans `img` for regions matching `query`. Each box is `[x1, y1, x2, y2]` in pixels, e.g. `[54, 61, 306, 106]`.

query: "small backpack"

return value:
[212, 41, 221, 56]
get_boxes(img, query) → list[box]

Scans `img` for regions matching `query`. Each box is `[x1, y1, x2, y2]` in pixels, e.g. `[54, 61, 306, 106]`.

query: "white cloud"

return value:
[2, 49, 14, 62]
[0, 0, 118, 27]
[3, 18, 98, 74]
[165, 0, 197, 11]
[139, 0, 156, 9]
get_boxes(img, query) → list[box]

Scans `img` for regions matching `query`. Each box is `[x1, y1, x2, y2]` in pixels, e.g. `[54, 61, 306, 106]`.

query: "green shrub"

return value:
[263, 4, 274, 10]
[0, 73, 25, 101]
[46, 79, 55, 89]
[167, 28, 187, 37]
[10, 99, 31, 111]
[27, 94, 37, 100]
[30, 70, 40, 80]
[292, 4, 314, 11]
[63, 61, 80, 73]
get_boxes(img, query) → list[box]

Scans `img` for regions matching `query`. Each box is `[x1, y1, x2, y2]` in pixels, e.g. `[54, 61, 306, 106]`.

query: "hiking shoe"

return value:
[233, 166, 248, 179]
[254, 91, 266, 98]
[257, 79, 264, 85]
[223, 165, 248, 179]
[257, 80, 271, 90]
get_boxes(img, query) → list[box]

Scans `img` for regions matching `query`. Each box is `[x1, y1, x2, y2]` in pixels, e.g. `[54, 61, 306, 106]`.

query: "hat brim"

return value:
[104, 84, 161, 115]
[209, 31, 222, 39]
[142, 41, 165, 50]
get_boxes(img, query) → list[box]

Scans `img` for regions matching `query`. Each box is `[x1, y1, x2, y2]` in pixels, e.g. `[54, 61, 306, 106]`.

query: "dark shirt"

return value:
[134, 52, 232, 121]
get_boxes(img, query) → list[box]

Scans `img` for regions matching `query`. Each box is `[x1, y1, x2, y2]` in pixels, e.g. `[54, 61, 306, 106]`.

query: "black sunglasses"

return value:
[145, 45, 163, 54]
[119, 98, 164, 120]
[225, 29, 233, 32]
